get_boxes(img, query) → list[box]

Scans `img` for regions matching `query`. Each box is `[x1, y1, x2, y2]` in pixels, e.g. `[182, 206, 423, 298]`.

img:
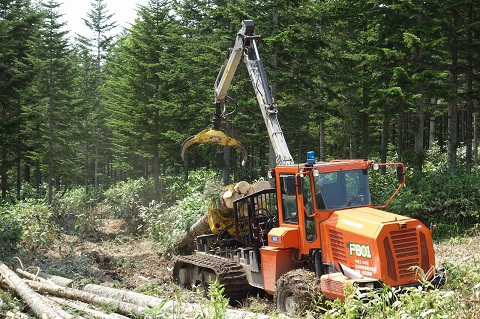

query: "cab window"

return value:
[314, 169, 371, 210]
[302, 175, 316, 242]
[280, 174, 298, 224]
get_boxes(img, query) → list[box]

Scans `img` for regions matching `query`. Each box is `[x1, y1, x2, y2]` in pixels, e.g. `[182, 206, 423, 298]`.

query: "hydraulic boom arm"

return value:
[182, 20, 294, 166]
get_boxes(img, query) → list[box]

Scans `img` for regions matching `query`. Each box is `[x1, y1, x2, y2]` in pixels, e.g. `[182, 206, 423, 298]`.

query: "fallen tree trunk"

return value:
[39, 295, 81, 319]
[24, 279, 148, 318]
[175, 213, 210, 250]
[83, 284, 166, 308]
[47, 295, 129, 319]
[0, 261, 63, 319]
[175, 181, 251, 250]
[32, 272, 276, 319]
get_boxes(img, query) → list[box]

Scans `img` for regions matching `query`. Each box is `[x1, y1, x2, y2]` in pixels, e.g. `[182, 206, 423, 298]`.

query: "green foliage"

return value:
[52, 186, 104, 234]
[324, 282, 458, 318]
[194, 281, 229, 319]
[140, 170, 220, 254]
[1, 199, 57, 255]
[0, 208, 22, 257]
[0, 289, 25, 314]
[103, 177, 160, 232]
[102, 170, 219, 244]
[368, 146, 480, 239]
[142, 298, 171, 319]
[386, 169, 480, 233]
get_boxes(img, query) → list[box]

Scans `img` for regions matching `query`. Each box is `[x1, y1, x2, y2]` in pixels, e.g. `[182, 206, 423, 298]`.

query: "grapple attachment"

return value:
[181, 128, 248, 166]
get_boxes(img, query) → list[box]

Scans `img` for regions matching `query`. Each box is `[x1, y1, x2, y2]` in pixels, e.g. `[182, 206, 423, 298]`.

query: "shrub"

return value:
[324, 281, 459, 318]
[103, 177, 160, 232]
[0, 208, 22, 256]
[103, 170, 220, 237]
[138, 170, 221, 254]
[52, 187, 104, 234]
[1, 199, 57, 256]
[385, 170, 480, 236]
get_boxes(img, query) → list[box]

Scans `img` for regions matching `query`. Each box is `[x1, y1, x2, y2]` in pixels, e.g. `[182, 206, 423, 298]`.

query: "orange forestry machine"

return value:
[175, 20, 444, 314]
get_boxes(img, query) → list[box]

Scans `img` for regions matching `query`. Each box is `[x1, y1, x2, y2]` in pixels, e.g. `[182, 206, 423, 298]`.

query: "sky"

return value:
[59, 0, 149, 38]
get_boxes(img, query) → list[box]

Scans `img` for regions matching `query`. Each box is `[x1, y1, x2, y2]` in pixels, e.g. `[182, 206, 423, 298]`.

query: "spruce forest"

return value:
[1, 0, 478, 199]
[1, 0, 480, 318]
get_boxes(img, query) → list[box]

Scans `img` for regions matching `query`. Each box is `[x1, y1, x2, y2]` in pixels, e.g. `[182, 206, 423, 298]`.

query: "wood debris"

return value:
[0, 264, 275, 319]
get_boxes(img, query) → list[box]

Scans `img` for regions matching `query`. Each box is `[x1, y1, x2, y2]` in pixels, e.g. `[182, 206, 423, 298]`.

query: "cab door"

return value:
[298, 173, 321, 255]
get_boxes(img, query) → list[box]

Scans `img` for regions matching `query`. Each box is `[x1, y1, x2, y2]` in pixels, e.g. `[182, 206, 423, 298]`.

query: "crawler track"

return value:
[173, 253, 251, 301]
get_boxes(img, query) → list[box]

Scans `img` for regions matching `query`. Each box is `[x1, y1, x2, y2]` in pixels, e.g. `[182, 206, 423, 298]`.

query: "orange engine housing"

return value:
[321, 207, 437, 287]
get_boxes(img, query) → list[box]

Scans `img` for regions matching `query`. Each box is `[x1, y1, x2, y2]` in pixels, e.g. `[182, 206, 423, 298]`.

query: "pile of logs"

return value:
[0, 261, 273, 319]
[175, 180, 272, 250]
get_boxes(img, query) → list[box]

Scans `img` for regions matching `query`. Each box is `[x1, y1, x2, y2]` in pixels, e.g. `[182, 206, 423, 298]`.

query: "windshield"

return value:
[314, 169, 371, 210]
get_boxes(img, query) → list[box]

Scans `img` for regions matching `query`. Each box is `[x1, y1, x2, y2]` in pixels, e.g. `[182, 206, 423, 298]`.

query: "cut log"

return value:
[0, 261, 63, 319]
[16, 269, 74, 288]
[24, 279, 148, 318]
[38, 272, 73, 287]
[253, 180, 272, 192]
[39, 295, 81, 319]
[222, 188, 234, 200]
[32, 272, 277, 319]
[47, 296, 129, 319]
[174, 213, 210, 250]
[233, 181, 250, 194]
[83, 284, 167, 308]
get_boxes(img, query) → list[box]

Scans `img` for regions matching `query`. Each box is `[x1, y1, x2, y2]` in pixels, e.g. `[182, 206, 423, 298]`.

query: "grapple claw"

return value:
[181, 129, 248, 166]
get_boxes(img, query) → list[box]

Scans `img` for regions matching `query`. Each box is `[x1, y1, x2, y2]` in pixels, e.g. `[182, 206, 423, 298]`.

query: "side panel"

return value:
[268, 227, 299, 248]
[260, 246, 302, 294]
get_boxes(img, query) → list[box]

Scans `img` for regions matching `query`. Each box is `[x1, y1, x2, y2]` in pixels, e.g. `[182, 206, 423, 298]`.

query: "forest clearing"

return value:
[1, 213, 480, 318]
[2, 0, 480, 317]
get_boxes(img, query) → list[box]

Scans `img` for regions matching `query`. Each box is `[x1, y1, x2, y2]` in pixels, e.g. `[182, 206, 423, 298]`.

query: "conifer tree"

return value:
[76, 0, 117, 191]
[25, 0, 76, 203]
[0, 0, 40, 199]
[104, 0, 186, 185]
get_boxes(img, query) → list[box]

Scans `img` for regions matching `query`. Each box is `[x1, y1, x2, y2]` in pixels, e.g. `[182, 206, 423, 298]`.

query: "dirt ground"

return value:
[21, 218, 480, 315]
[24, 218, 274, 313]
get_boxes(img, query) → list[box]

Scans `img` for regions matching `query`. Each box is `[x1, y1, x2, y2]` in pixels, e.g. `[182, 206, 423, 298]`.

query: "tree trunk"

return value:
[361, 86, 370, 159]
[381, 108, 389, 166]
[319, 120, 326, 162]
[0, 261, 63, 319]
[82, 284, 168, 309]
[24, 279, 148, 318]
[429, 115, 435, 150]
[6, 312, 35, 319]
[40, 295, 81, 319]
[175, 213, 210, 251]
[2, 144, 8, 199]
[413, 99, 424, 173]
[37, 271, 74, 287]
[448, 18, 459, 171]
[474, 112, 478, 164]
[465, 4, 474, 171]
[47, 295, 127, 319]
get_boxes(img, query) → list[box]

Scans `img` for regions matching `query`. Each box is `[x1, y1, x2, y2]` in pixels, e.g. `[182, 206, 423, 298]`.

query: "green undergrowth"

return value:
[307, 260, 480, 319]
[1, 162, 480, 317]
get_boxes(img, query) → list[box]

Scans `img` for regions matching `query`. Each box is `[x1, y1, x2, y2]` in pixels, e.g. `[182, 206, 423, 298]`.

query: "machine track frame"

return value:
[173, 252, 251, 301]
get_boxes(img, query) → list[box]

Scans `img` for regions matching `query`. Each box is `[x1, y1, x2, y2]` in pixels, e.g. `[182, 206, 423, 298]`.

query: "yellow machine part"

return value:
[207, 206, 235, 237]
[181, 128, 248, 166]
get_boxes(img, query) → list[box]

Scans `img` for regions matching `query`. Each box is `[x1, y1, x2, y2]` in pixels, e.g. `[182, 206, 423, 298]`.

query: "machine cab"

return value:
[271, 160, 376, 255]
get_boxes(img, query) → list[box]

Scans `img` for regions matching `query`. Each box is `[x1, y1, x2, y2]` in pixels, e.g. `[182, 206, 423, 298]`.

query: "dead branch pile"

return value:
[0, 263, 274, 319]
